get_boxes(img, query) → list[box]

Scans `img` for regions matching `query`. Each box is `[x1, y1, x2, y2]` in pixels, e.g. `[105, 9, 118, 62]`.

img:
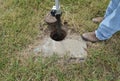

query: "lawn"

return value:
[0, 0, 120, 81]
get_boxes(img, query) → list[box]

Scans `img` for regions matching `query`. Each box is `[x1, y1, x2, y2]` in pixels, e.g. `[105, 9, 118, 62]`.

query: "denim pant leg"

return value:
[104, 0, 120, 18]
[95, 1, 120, 40]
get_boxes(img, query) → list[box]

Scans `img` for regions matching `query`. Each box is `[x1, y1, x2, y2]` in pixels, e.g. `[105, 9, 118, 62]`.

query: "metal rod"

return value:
[55, 0, 62, 34]
[55, 0, 60, 10]
[56, 14, 62, 35]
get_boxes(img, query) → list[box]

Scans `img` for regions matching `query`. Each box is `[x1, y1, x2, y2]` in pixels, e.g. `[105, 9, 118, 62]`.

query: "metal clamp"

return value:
[51, 0, 62, 16]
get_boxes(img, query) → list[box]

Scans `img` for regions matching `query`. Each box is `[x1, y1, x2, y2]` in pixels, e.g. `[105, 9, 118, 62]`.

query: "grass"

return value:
[0, 0, 120, 81]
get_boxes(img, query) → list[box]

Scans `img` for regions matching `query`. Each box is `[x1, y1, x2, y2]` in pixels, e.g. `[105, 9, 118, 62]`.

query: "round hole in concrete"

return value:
[50, 29, 67, 41]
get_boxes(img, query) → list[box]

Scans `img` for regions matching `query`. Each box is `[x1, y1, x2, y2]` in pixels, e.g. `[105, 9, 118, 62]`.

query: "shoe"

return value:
[82, 32, 99, 42]
[92, 17, 104, 23]
[45, 13, 57, 24]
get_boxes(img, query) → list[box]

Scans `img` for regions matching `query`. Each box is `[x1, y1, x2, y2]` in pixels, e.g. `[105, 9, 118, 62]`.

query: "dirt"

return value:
[19, 25, 87, 63]
[18, 14, 88, 63]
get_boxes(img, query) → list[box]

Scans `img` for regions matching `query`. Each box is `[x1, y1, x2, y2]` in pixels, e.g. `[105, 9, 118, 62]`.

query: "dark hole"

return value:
[50, 29, 67, 41]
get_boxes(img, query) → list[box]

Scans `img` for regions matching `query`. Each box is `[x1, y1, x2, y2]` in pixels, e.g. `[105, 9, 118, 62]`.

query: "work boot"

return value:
[82, 32, 99, 42]
[92, 17, 104, 23]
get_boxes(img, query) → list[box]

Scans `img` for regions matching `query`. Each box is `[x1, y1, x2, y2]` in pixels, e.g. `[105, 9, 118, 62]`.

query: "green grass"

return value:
[0, 0, 120, 81]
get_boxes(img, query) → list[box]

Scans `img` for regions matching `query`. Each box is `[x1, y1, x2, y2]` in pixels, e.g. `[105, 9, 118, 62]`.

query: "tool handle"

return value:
[51, 0, 61, 16]
[55, 0, 60, 10]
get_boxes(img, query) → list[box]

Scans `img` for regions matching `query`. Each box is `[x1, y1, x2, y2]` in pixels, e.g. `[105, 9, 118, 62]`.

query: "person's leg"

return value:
[95, 1, 120, 40]
[82, 1, 120, 42]
[92, 0, 120, 23]
[104, 0, 120, 18]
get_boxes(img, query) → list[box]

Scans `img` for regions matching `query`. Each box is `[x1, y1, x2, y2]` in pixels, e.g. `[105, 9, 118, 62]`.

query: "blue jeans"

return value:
[95, 0, 120, 40]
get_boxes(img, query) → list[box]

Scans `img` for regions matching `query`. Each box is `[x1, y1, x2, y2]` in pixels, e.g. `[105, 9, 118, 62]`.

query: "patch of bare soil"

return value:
[18, 21, 87, 63]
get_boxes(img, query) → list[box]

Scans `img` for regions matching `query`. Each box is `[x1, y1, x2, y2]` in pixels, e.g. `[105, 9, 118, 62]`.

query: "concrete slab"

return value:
[33, 34, 87, 60]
